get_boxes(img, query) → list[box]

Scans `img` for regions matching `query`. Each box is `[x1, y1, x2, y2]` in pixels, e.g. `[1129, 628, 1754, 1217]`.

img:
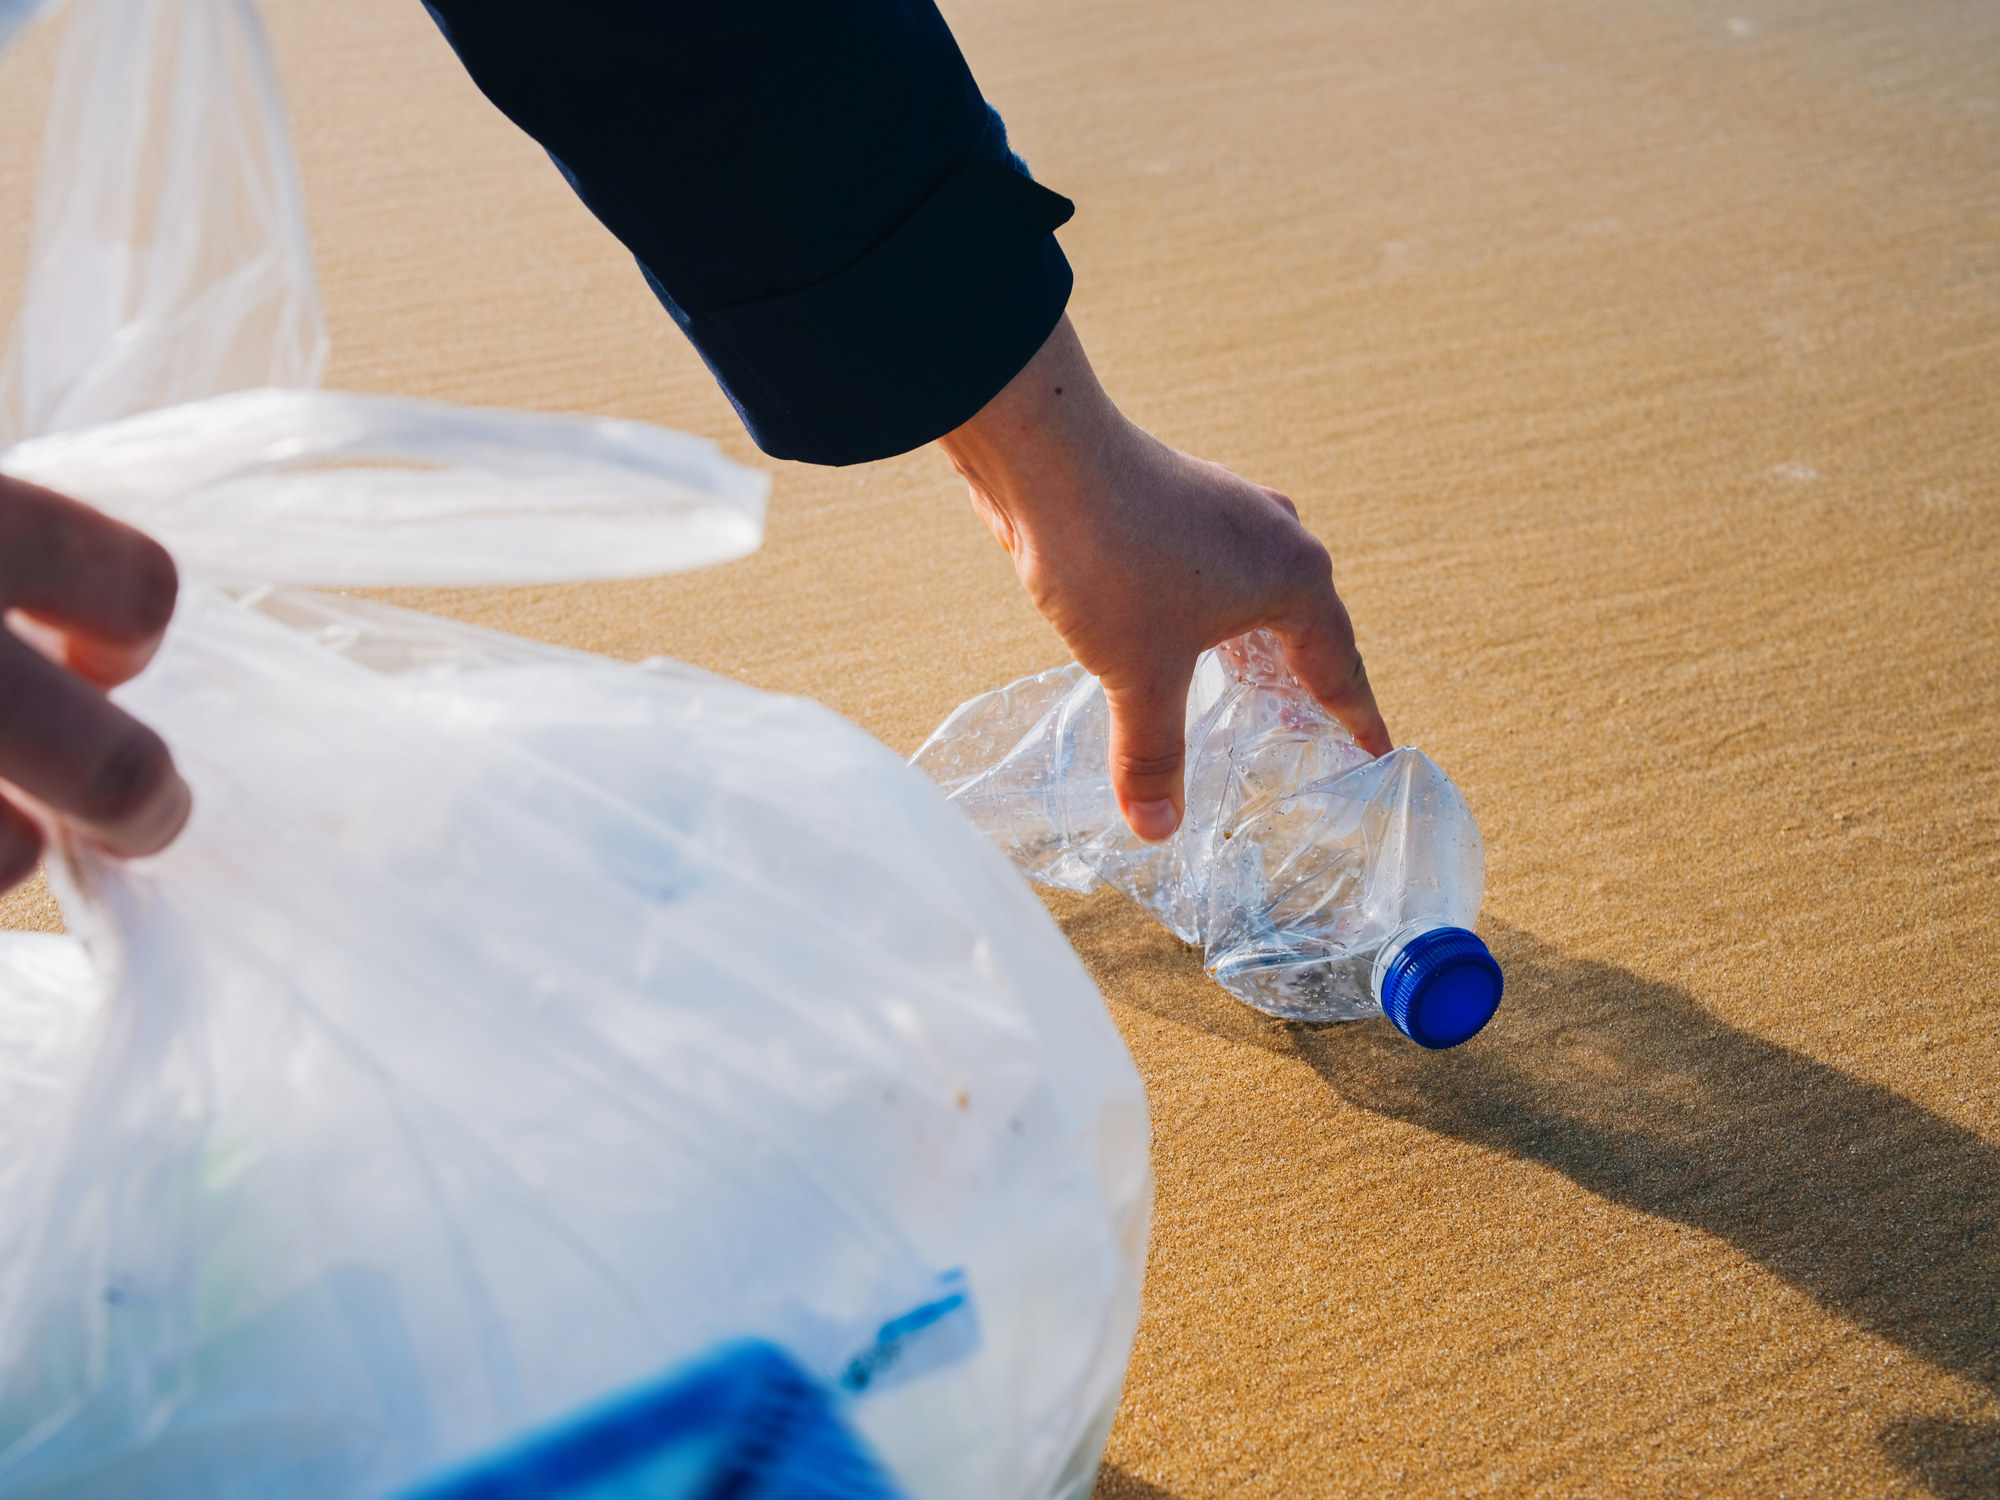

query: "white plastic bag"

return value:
[0, 1, 1152, 1494]
[0, 578, 1150, 1499]
[4, 386, 769, 585]
[0, 0, 324, 444]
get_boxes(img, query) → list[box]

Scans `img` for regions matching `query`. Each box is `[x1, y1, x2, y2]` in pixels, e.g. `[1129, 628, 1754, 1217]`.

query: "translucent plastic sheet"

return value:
[914, 631, 1488, 1025]
[0, 584, 1148, 1499]
[3, 387, 769, 586]
[0, 0, 324, 443]
[0, 0, 1151, 1494]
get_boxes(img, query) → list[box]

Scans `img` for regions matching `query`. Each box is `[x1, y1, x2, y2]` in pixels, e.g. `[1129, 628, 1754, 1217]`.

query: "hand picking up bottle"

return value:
[913, 630, 1503, 1047]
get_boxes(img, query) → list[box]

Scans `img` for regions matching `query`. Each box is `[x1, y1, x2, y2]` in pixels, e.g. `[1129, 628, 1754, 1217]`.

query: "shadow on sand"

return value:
[1092, 1466, 1185, 1500]
[1070, 902, 2000, 1495]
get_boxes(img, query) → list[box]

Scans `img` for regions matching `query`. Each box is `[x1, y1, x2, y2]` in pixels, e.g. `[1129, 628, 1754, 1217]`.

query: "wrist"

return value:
[935, 316, 1136, 545]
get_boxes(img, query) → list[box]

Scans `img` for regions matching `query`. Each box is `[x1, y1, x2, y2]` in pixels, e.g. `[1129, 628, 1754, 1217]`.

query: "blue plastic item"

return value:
[1377, 925, 1505, 1050]
[399, 1341, 907, 1500]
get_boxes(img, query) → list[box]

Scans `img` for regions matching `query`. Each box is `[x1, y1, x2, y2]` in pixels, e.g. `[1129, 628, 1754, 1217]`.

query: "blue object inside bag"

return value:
[398, 1341, 907, 1500]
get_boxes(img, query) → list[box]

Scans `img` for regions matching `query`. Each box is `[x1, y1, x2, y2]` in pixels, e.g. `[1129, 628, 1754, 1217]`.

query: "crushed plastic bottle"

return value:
[912, 631, 1503, 1047]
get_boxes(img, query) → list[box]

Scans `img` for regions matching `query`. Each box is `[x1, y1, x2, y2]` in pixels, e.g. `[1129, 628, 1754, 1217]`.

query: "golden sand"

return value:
[3, 0, 1996, 1492]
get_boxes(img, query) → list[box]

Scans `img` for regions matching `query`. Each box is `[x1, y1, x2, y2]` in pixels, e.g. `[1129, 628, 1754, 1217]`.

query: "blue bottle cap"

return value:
[1379, 926, 1503, 1049]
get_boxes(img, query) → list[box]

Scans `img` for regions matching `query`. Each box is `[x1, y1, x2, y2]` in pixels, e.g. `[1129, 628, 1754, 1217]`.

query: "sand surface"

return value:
[3, 0, 1997, 1493]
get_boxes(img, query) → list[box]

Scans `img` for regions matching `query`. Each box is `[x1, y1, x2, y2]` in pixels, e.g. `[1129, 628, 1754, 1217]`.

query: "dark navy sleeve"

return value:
[420, 1, 1075, 466]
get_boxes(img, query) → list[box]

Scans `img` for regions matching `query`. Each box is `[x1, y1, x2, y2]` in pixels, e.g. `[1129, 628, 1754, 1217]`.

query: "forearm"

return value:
[421, 0, 1075, 465]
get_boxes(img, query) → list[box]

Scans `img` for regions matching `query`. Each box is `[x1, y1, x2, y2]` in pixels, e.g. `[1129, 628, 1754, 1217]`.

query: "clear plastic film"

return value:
[0, 0, 325, 443]
[0, 586, 1149, 1500]
[2, 387, 769, 586]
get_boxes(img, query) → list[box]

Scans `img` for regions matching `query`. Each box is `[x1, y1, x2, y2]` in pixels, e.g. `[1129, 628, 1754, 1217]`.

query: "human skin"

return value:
[0, 316, 1385, 890]
[938, 315, 1392, 841]
[0, 475, 190, 889]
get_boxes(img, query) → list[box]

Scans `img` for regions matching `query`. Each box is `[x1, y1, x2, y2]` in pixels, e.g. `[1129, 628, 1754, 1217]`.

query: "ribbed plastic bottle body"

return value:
[914, 632, 1496, 1034]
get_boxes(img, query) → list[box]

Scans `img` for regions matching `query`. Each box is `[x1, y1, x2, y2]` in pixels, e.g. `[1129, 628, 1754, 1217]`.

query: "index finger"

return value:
[0, 629, 190, 858]
[1273, 590, 1393, 757]
[0, 475, 178, 686]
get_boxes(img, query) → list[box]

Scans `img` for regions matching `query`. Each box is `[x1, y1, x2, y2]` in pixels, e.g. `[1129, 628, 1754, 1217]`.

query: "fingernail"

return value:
[1126, 798, 1181, 842]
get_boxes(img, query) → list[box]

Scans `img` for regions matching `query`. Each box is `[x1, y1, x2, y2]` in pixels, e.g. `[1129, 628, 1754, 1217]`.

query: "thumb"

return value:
[1102, 662, 1195, 842]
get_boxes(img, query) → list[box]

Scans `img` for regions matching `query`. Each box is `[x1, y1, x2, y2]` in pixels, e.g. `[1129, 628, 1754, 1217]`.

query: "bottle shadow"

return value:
[1062, 896, 2000, 1494]
[1092, 1465, 1185, 1500]
[1878, 1416, 2000, 1500]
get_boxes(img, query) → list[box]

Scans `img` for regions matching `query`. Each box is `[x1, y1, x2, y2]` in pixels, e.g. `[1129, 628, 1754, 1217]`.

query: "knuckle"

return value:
[1110, 748, 1184, 783]
[78, 727, 176, 830]
[1282, 529, 1334, 585]
[1322, 654, 1373, 706]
